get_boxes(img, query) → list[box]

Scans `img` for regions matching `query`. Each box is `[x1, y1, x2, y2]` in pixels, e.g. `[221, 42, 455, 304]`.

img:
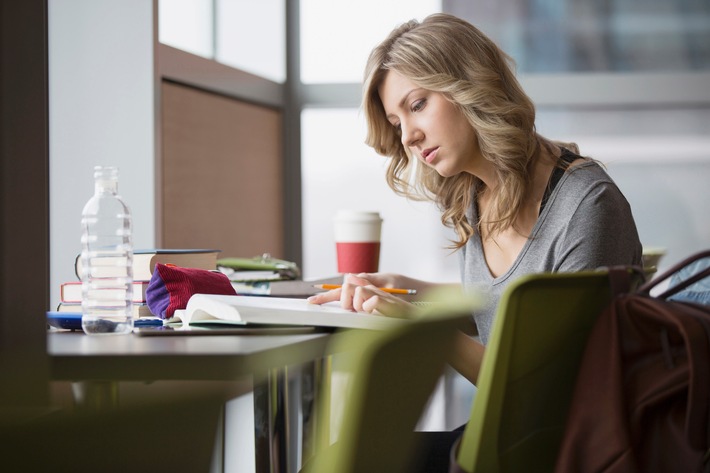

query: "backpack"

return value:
[555, 250, 710, 473]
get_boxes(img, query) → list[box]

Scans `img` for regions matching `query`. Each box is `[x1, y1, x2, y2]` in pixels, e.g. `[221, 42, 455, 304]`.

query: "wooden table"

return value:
[48, 330, 332, 473]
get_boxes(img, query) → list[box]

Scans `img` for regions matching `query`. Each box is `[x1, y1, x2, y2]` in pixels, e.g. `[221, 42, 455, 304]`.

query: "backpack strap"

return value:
[607, 265, 644, 297]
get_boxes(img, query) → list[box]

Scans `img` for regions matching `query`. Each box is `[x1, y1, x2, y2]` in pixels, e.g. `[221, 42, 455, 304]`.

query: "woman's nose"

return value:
[401, 122, 422, 147]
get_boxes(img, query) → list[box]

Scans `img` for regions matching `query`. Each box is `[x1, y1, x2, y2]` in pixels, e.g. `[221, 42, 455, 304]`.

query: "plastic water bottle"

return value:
[80, 166, 134, 335]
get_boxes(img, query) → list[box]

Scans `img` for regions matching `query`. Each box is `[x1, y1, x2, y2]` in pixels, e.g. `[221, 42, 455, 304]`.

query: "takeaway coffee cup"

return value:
[334, 210, 383, 274]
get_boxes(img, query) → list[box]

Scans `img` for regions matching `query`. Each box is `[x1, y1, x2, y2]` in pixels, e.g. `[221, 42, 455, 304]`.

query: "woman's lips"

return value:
[422, 147, 438, 164]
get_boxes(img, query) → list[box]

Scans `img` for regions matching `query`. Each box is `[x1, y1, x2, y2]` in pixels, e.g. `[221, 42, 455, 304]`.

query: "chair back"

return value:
[306, 290, 481, 473]
[455, 270, 637, 473]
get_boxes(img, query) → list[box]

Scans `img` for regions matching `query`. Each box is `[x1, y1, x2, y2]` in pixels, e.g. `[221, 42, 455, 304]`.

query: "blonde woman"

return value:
[308, 13, 641, 386]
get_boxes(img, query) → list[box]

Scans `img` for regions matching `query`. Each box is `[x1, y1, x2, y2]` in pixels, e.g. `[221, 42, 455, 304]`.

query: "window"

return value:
[216, 0, 285, 82]
[300, 0, 441, 83]
[444, 0, 710, 73]
[159, 0, 286, 82]
[159, 0, 213, 58]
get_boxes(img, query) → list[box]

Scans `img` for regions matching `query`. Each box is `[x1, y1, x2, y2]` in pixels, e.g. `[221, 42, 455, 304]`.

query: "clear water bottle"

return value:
[80, 166, 134, 335]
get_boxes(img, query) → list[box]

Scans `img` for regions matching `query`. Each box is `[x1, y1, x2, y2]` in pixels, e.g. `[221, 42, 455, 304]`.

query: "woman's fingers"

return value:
[353, 285, 409, 316]
[353, 272, 392, 288]
[352, 285, 374, 312]
[308, 273, 412, 316]
[345, 273, 372, 286]
[306, 275, 363, 310]
[306, 287, 341, 305]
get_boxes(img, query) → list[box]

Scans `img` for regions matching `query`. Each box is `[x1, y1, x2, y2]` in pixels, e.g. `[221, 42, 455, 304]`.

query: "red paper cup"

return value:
[334, 211, 382, 274]
[336, 241, 381, 274]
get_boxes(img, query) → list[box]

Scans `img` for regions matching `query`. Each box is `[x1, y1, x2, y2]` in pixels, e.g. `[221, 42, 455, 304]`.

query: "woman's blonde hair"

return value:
[363, 13, 575, 249]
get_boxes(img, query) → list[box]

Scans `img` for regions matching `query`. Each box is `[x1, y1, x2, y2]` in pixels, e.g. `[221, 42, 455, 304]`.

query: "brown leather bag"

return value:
[555, 251, 710, 473]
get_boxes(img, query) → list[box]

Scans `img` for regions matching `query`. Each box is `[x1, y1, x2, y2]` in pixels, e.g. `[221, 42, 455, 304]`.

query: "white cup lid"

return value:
[334, 210, 382, 242]
[334, 210, 382, 222]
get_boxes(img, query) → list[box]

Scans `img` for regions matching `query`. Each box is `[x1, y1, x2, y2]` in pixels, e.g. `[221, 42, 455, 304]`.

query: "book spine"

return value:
[60, 281, 149, 303]
[57, 302, 154, 318]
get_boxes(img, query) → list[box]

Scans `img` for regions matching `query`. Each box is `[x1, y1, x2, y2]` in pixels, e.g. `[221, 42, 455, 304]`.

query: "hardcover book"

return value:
[60, 280, 150, 303]
[56, 302, 155, 318]
[74, 249, 220, 281]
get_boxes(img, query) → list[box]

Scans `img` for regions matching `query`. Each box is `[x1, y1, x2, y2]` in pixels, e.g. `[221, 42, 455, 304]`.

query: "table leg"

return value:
[71, 380, 119, 410]
[285, 362, 321, 473]
[252, 360, 324, 473]
[253, 368, 285, 473]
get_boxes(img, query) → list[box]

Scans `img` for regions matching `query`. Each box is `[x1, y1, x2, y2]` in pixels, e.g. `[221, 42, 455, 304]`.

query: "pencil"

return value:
[313, 284, 417, 295]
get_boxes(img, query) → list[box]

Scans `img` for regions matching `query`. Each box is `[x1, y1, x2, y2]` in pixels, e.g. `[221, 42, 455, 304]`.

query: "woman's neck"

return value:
[477, 140, 560, 276]
[478, 139, 559, 239]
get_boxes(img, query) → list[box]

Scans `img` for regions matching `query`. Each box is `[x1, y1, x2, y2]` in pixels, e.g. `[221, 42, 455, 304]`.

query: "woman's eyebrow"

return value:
[398, 88, 421, 109]
[385, 88, 421, 121]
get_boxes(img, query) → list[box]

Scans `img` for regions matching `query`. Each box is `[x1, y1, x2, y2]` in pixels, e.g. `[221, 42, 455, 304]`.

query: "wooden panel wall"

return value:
[160, 81, 284, 259]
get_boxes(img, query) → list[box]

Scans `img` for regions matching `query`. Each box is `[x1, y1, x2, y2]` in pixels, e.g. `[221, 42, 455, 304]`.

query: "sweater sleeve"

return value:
[555, 181, 643, 272]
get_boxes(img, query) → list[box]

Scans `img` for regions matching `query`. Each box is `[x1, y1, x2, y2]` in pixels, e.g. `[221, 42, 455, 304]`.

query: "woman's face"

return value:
[378, 70, 483, 178]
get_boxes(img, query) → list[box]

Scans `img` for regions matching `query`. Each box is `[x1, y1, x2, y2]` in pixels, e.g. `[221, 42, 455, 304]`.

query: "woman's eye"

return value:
[411, 99, 426, 112]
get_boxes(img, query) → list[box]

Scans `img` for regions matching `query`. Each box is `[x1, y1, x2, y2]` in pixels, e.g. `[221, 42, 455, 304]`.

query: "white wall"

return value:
[48, 0, 156, 308]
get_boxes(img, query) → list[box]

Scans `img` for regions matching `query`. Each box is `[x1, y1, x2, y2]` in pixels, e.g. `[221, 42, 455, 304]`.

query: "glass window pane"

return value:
[158, 0, 214, 58]
[216, 0, 286, 83]
[444, 0, 710, 73]
[301, 109, 459, 281]
[301, 0, 441, 84]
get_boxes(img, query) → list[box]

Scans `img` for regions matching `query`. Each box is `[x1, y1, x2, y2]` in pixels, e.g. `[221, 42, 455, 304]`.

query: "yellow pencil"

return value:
[313, 284, 417, 295]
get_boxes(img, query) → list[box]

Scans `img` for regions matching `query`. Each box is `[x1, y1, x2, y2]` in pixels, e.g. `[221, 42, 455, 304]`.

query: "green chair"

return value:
[304, 289, 482, 473]
[453, 270, 639, 473]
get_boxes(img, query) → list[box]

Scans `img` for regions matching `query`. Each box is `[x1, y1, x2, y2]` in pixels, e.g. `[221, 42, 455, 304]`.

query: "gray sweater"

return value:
[460, 160, 642, 344]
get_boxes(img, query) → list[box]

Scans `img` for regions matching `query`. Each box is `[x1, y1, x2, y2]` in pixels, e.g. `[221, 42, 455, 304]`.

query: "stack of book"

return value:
[217, 254, 301, 295]
[56, 249, 221, 317]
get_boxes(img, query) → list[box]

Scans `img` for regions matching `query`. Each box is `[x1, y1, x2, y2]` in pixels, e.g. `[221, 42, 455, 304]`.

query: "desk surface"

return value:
[48, 331, 331, 381]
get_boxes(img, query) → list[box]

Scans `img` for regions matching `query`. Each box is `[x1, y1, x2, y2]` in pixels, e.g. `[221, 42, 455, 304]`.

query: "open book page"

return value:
[169, 294, 407, 330]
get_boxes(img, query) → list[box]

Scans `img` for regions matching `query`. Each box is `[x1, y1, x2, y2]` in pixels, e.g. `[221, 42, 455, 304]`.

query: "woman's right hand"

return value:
[307, 273, 427, 315]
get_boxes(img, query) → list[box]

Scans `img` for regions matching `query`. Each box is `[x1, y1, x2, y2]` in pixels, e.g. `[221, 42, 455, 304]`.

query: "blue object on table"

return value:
[47, 311, 163, 331]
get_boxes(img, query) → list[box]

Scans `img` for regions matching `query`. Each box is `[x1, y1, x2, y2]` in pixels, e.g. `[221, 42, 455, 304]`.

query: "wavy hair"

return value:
[363, 13, 576, 249]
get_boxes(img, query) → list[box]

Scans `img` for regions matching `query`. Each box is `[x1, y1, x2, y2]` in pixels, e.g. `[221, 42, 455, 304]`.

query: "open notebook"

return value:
[166, 294, 408, 331]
